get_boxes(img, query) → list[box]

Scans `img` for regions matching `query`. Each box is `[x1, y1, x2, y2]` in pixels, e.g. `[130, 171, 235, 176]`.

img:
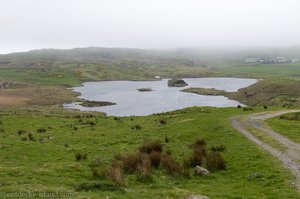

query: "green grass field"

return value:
[0, 107, 298, 199]
[267, 113, 300, 144]
[219, 63, 300, 79]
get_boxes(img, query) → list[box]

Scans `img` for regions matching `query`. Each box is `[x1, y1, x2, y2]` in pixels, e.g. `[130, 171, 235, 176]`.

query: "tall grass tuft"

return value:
[138, 140, 162, 154]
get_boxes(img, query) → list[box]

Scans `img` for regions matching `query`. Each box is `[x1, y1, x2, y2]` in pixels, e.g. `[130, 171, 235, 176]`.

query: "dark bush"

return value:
[237, 105, 242, 108]
[75, 152, 88, 161]
[165, 137, 170, 143]
[28, 133, 36, 141]
[132, 125, 142, 130]
[89, 121, 96, 126]
[206, 152, 226, 170]
[211, 144, 226, 152]
[148, 151, 161, 168]
[186, 138, 207, 167]
[263, 106, 268, 109]
[138, 140, 163, 154]
[159, 119, 167, 125]
[17, 130, 26, 136]
[161, 154, 182, 176]
[37, 128, 46, 133]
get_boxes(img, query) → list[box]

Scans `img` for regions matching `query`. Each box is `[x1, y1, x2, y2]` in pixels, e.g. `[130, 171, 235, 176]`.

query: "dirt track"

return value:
[230, 110, 300, 191]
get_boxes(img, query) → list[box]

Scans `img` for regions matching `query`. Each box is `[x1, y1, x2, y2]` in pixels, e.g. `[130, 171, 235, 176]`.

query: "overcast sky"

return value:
[0, 0, 300, 54]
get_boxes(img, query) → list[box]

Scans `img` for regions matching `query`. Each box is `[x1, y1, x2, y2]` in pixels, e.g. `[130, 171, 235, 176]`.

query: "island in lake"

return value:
[168, 78, 188, 87]
[137, 87, 153, 92]
[80, 100, 116, 107]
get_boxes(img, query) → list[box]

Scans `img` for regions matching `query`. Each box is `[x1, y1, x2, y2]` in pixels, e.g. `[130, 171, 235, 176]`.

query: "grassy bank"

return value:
[266, 112, 300, 144]
[183, 79, 300, 107]
[0, 107, 298, 198]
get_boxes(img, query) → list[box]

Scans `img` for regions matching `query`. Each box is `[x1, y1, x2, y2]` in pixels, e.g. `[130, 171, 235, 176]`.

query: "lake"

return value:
[64, 78, 257, 116]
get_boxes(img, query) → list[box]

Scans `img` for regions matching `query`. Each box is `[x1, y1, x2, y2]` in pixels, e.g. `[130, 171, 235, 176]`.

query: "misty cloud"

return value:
[1, 0, 300, 53]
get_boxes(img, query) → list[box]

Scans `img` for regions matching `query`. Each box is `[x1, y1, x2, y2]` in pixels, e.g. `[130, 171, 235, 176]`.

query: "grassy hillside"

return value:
[183, 79, 300, 107]
[0, 48, 214, 87]
[219, 63, 300, 79]
[229, 79, 300, 106]
[0, 107, 298, 199]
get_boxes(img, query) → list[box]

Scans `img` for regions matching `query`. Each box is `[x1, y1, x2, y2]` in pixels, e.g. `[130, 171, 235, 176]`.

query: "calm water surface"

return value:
[64, 78, 257, 116]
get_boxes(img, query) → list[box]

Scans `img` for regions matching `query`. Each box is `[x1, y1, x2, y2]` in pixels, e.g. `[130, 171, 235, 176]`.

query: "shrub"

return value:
[211, 144, 226, 152]
[165, 137, 170, 143]
[237, 105, 242, 108]
[159, 119, 167, 125]
[161, 154, 182, 176]
[120, 153, 144, 173]
[136, 156, 152, 183]
[0, 128, 5, 133]
[138, 140, 162, 154]
[75, 152, 88, 161]
[37, 128, 46, 133]
[132, 125, 142, 130]
[148, 151, 161, 168]
[263, 106, 268, 109]
[89, 121, 96, 126]
[17, 130, 26, 136]
[109, 162, 126, 186]
[186, 138, 207, 167]
[120, 152, 153, 178]
[28, 133, 36, 141]
[206, 152, 226, 170]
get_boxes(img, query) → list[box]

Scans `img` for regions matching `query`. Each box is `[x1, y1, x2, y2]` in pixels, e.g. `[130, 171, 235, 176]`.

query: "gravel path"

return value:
[230, 110, 300, 191]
